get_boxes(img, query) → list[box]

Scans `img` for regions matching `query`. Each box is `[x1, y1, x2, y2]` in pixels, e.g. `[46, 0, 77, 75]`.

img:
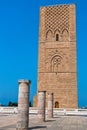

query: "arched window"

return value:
[56, 34, 59, 41]
[54, 29, 60, 41]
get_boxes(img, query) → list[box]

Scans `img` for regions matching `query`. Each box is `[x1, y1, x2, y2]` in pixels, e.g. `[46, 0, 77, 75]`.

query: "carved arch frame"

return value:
[50, 54, 62, 72]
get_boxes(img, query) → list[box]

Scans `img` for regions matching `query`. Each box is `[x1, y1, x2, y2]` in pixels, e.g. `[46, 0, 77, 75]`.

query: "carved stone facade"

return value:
[34, 4, 78, 108]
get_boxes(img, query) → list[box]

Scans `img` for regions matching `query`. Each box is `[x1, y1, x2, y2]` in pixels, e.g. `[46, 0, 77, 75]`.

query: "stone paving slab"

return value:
[0, 114, 87, 130]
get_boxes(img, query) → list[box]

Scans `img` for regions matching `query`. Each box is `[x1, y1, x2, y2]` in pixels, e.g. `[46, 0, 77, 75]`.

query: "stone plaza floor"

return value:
[0, 114, 87, 130]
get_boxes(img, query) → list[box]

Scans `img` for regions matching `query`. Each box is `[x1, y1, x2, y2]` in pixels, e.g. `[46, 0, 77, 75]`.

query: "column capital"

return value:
[48, 92, 53, 95]
[38, 91, 46, 93]
[18, 79, 31, 84]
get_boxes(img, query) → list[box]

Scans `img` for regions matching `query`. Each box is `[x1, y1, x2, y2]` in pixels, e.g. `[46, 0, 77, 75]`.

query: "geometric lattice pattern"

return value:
[45, 5, 69, 33]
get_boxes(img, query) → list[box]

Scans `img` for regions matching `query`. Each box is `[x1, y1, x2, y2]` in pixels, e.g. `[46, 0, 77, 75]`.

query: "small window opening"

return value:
[55, 101, 59, 108]
[56, 34, 59, 41]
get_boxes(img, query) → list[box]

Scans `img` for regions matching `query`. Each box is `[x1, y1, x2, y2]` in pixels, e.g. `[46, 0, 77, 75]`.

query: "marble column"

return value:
[38, 91, 46, 122]
[16, 79, 31, 130]
[48, 93, 53, 118]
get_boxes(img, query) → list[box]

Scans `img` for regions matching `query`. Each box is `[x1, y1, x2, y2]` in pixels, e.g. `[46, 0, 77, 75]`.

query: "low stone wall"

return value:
[54, 108, 87, 116]
[0, 107, 38, 114]
[0, 107, 87, 116]
[0, 107, 18, 114]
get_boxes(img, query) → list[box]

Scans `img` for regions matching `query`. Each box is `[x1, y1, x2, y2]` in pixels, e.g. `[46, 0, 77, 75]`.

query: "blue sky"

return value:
[0, 0, 87, 107]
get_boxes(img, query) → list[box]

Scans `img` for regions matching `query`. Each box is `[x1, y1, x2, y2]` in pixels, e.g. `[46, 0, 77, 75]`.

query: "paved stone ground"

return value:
[0, 114, 87, 130]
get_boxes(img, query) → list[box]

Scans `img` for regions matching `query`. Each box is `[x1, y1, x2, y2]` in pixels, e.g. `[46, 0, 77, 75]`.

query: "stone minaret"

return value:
[34, 4, 78, 108]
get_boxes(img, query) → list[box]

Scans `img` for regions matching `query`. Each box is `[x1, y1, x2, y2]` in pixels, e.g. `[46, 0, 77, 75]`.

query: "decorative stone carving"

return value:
[46, 30, 53, 41]
[51, 55, 62, 72]
[45, 5, 69, 33]
[62, 29, 69, 41]
[46, 49, 63, 73]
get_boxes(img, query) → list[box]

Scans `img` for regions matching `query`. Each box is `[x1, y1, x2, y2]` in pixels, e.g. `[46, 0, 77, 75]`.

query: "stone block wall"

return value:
[34, 4, 78, 108]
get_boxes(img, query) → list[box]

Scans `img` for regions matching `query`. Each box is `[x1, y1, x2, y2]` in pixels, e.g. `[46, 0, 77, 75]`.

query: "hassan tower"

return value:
[34, 4, 78, 108]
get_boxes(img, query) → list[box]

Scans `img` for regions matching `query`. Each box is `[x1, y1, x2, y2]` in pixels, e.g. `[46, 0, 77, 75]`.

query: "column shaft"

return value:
[38, 91, 46, 122]
[48, 93, 53, 118]
[16, 79, 31, 130]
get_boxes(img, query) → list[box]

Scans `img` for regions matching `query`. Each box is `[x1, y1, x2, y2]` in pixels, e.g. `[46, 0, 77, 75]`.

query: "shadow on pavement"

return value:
[45, 119, 56, 122]
[53, 116, 61, 118]
[29, 126, 47, 129]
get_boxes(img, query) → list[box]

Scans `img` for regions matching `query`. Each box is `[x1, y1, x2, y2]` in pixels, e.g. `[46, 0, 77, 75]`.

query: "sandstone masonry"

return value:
[34, 4, 78, 108]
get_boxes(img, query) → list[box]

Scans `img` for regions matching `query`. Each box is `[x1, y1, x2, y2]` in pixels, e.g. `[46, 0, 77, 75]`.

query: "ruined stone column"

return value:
[38, 91, 46, 122]
[16, 79, 31, 130]
[48, 93, 54, 118]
